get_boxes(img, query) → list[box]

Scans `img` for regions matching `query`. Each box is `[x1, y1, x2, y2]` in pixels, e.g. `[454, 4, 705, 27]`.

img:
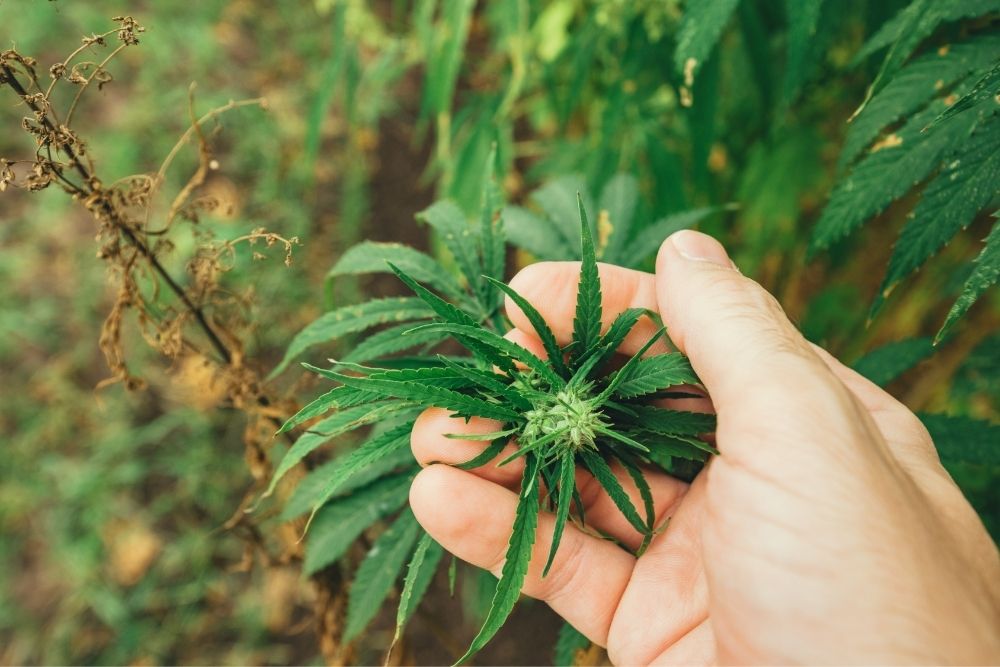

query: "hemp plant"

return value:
[268, 153, 716, 663]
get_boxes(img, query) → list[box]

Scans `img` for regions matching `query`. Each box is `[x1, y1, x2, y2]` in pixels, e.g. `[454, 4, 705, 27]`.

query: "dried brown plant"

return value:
[1, 17, 352, 663]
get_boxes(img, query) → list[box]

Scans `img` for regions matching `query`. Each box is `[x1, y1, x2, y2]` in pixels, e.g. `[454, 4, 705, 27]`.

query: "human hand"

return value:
[409, 230, 1000, 664]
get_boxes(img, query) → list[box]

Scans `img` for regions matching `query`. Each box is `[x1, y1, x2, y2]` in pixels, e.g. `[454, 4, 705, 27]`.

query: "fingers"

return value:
[409, 464, 633, 645]
[506, 261, 669, 357]
[411, 408, 689, 549]
[655, 231, 882, 464]
[608, 473, 710, 666]
[652, 620, 716, 666]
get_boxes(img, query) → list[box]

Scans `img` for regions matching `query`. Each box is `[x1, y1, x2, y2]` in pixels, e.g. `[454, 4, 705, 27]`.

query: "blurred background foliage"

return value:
[0, 0, 996, 664]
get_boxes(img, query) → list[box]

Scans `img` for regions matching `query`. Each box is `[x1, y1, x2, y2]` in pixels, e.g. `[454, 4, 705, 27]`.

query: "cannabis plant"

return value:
[265, 157, 715, 662]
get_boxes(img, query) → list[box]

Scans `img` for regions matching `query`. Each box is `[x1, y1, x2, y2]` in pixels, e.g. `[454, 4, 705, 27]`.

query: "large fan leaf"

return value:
[306, 422, 415, 518]
[412, 322, 563, 388]
[456, 453, 542, 664]
[811, 100, 980, 251]
[486, 276, 569, 377]
[341, 321, 448, 364]
[673, 0, 741, 83]
[851, 337, 935, 387]
[874, 116, 1000, 315]
[615, 208, 719, 268]
[530, 174, 593, 249]
[611, 353, 700, 399]
[303, 474, 412, 575]
[344, 509, 423, 642]
[853, 0, 1000, 65]
[281, 444, 414, 520]
[265, 402, 411, 497]
[417, 199, 482, 289]
[938, 219, 1000, 341]
[859, 0, 1000, 105]
[614, 404, 717, 437]
[783, 0, 826, 103]
[329, 241, 464, 298]
[324, 368, 520, 422]
[502, 205, 575, 260]
[935, 59, 1000, 126]
[841, 35, 1000, 170]
[271, 298, 434, 376]
[921, 412, 1000, 467]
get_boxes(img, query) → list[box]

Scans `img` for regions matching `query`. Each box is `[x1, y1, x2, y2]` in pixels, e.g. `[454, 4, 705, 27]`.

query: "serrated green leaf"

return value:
[390, 265, 479, 327]
[599, 173, 640, 262]
[543, 452, 577, 577]
[860, 0, 1000, 106]
[921, 412, 1000, 467]
[306, 422, 415, 520]
[438, 356, 533, 411]
[580, 308, 646, 377]
[618, 453, 655, 555]
[938, 220, 1000, 340]
[572, 195, 603, 363]
[616, 208, 720, 268]
[455, 453, 541, 665]
[673, 0, 741, 82]
[502, 205, 575, 260]
[417, 199, 481, 290]
[454, 437, 509, 470]
[411, 322, 564, 388]
[596, 425, 650, 453]
[850, 337, 935, 387]
[641, 433, 713, 466]
[341, 321, 448, 364]
[934, 59, 1000, 125]
[324, 368, 520, 422]
[271, 298, 434, 377]
[614, 404, 717, 437]
[578, 449, 647, 537]
[596, 329, 667, 402]
[266, 402, 410, 498]
[391, 532, 445, 648]
[329, 241, 464, 298]
[531, 175, 593, 249]
[783, 0, 826, 104]
[305, 362, 477, 389]
[853, 0, 1000, 66]
[486, 276, 569, 377]
[611, 352, 699, 399]
[344, 509, 423, 642]
[842, 35, 1000, 171]
[554, 622, 591, 666]
[391, 265, 517, 374]
[812, 100, 981, 251]
[303, 474, 412, 575]
[281, 445, 415, 521]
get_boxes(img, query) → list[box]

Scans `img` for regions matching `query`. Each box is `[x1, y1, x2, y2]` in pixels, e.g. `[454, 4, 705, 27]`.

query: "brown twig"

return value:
[4, 62, 234, 364]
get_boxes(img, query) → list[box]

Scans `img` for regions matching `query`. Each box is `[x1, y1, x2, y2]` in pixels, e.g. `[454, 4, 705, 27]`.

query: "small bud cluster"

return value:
[522, 384, 607, 453]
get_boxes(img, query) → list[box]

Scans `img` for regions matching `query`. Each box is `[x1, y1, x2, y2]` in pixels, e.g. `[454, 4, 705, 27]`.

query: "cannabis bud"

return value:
[523, 384, 606, 453]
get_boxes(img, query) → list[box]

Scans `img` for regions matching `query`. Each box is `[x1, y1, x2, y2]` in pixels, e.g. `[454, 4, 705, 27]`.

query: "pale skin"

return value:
[409, 230, 1000, 665]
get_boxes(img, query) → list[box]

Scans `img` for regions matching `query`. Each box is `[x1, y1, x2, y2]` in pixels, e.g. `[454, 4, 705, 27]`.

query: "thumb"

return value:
[655, 231, 866, 462]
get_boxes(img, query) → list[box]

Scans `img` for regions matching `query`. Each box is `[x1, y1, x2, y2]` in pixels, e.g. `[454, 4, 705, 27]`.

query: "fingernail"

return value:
[668, 230, 732, 267]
